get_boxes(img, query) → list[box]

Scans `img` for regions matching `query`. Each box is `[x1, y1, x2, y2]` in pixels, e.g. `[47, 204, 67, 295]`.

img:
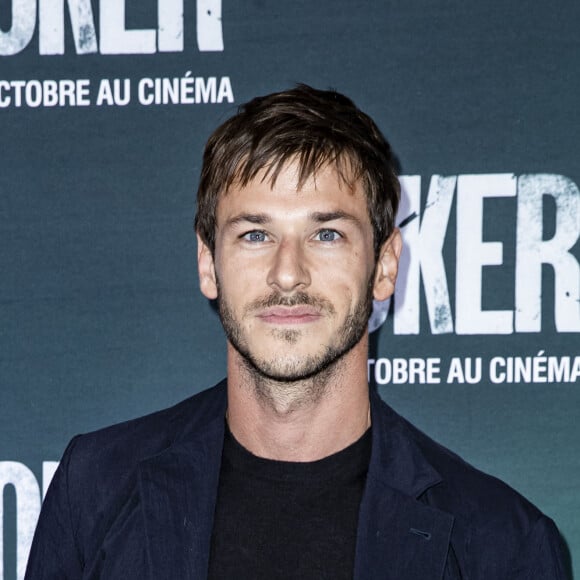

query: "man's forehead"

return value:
[223, 155, 363, 197]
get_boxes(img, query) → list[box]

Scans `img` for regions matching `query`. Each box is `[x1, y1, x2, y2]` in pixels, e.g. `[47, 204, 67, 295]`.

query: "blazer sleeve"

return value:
[511, 515, 571, 580]
[24, 436, 84, 580]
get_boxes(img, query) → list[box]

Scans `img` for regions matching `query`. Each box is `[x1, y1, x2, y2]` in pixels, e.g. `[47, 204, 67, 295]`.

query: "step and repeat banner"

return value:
[1, 1, 579, 578]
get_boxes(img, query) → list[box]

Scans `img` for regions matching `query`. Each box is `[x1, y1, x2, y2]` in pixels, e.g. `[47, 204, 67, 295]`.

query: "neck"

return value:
[225, 338, 371, 461]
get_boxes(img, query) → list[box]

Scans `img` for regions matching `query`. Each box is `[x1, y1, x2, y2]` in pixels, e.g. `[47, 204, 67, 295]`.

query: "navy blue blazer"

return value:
[26, 381, 568, 579]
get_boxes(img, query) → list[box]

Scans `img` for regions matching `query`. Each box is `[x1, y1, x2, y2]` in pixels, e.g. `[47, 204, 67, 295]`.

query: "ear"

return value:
[197, 233, 218, 300]
[373, 228, 402, 301]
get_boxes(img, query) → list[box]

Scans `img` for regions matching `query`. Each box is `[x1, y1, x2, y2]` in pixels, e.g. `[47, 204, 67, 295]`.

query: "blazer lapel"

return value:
[139, 415, 225, 580]
[354, 390, 454, 580]
[354, 477, 454, 580]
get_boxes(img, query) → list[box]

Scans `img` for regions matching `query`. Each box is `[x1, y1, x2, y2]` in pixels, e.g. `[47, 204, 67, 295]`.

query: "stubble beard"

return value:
[217, 275, 375, 411]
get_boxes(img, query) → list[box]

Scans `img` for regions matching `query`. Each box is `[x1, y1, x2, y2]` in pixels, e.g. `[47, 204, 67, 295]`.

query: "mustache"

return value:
[246, 291, 336, 314]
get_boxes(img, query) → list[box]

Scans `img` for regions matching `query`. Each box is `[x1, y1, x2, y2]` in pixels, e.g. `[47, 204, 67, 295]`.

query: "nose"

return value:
[267, 239, 311, 292]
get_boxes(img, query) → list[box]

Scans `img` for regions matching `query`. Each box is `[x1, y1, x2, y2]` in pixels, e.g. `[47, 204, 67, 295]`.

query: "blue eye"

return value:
[315, 229, 341, 242]
[243, 230, 268, 242]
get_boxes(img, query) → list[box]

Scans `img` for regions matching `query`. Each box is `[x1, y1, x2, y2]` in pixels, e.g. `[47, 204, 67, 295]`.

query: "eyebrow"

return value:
[224, 213, 272, 228]
[309, 210, 362, 225]
[224, 210, 362, 229]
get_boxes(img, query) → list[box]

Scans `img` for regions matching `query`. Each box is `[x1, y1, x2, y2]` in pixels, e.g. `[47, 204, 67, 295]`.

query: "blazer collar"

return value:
[353, 388, 454, 580]
[138, 381, 227, 579]
[367, 386, 443, 498]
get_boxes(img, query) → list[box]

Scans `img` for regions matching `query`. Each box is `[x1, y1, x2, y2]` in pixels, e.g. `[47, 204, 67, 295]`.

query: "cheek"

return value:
[319, 257, 373, 291]
[216, 262, 258, 306]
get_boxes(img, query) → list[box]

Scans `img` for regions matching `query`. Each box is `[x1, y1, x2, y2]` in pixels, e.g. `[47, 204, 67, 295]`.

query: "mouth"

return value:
[257, 306, 322, 325]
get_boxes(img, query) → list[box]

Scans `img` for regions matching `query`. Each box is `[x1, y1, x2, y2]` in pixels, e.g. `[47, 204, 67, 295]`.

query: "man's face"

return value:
[198, 160, 399, 382]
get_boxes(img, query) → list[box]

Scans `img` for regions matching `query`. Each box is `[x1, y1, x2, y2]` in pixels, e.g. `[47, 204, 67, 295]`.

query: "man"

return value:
[26, 85, 567, 579]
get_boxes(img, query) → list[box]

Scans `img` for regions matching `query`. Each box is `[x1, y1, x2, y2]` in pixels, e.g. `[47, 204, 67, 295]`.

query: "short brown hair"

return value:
[195, 84, 400, 258]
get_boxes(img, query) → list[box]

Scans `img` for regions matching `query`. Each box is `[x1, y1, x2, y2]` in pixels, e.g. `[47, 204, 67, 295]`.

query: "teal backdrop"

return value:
[1, 1, 578, 578]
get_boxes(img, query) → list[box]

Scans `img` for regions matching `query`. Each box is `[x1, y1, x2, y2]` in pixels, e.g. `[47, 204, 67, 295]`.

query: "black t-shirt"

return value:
[207, 424, 372, 580]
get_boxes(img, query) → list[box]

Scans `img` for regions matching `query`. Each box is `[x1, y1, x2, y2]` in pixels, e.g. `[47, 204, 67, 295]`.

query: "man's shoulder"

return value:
[374, 394, 544, 524]
[31, 382, 227, 573]
[417, 412, 537, 506]
[376, 399, 567, 576]
[375, 395, 554, 553]
[64, 380, 227, 474]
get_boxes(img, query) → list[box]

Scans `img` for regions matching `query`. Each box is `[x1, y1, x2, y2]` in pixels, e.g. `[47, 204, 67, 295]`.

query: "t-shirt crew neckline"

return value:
[222, 421, 372, 484]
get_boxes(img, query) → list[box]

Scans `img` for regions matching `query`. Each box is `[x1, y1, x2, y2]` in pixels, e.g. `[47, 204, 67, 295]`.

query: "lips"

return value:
[257, 306, 322, 325]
